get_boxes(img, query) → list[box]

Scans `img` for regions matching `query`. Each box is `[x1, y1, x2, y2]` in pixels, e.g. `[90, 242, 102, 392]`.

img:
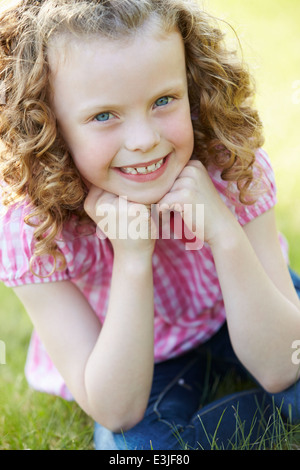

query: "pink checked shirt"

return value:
[0, 149, 288, 400]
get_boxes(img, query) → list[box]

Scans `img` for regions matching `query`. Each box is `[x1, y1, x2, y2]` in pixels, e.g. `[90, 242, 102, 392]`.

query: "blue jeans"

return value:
[94, 269, 300, 450]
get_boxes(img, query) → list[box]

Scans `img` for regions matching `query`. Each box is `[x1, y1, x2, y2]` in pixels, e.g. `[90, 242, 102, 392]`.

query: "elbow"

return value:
[92, 407, 146, 434]
[259, 374, 295, 395]
[84, 374, 150, 432]
[108, 414, 144, 434]
[261, 380, 285, 395]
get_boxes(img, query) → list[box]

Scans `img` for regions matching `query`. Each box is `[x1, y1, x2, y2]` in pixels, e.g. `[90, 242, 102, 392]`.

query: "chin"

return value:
[126, 180, 177, 206]
[126, 196, 160, 206]
[126, 190, 167, 206]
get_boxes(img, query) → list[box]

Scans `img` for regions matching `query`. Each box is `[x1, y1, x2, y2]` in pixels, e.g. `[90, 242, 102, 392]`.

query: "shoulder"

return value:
[208, 148, 277, 226]
[0, 197, 110, 287]
[0, 199, 69, 286]
[0, 200, 33, 261]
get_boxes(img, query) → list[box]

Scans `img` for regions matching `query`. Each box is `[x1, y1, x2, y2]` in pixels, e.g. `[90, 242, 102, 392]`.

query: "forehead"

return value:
[47, 23, 187, 100]
[47, 17, 181, 66]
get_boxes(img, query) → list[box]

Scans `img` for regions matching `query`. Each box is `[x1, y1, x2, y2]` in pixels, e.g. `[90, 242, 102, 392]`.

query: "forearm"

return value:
[84, 252, 154, 431]
[211, 222, 300, 393]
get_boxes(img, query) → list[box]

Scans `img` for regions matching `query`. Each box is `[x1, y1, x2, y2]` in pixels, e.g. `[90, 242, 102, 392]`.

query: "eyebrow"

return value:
[77, 81, 187, 118]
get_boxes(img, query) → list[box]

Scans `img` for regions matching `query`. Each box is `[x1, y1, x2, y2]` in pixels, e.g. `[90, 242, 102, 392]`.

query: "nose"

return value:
[124, 117, 160, 153]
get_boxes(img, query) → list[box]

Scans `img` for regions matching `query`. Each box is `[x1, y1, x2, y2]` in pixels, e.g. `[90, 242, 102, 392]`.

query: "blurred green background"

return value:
[206, 0, 300, 272]
[0, 0, 300, 449]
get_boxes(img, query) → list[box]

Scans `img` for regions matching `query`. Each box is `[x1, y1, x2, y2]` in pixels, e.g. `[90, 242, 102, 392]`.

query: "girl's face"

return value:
[48, 24, 194, 205]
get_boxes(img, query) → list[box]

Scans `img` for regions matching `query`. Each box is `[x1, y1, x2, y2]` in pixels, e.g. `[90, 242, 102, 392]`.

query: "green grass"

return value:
[0, 282, 94, 450]
[1, 0, 300, 450]
[1, 280, 300, 450]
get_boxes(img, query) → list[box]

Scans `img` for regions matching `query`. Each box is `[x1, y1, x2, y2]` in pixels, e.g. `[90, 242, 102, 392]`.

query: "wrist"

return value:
[208, 214, 243, 253]
[113, 248, 154, 270]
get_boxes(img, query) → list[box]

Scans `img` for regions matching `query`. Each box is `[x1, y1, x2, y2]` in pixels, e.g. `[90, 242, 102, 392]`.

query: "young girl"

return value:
[1, 0, 300, 450]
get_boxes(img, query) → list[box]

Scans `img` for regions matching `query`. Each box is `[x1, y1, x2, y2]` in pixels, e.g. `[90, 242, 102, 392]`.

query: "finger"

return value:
[185, 159, 204, 168]
[173, 166, 202, 184]
[165, 176, 197, 196]
[158, 190, 184, 213]
[84, 186, 104, 215]
[178, 165, 202, 179]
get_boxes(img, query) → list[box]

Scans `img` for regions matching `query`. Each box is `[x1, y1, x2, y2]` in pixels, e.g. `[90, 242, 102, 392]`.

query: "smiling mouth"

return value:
[119, 157, 165, 175]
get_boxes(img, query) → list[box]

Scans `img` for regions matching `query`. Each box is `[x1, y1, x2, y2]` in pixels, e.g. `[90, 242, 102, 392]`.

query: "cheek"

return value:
[164, 111, 194, 155]
[69, 134, 115, 176]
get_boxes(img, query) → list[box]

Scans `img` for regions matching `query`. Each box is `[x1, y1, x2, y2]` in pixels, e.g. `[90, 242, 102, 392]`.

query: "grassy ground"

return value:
[1, 0, 300, 450]
[0, 282, 94, 450]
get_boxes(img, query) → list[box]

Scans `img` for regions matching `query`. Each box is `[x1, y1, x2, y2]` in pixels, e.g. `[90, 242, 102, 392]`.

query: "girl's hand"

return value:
[84, 185, 157, 256]
[158, 160, 236, 248]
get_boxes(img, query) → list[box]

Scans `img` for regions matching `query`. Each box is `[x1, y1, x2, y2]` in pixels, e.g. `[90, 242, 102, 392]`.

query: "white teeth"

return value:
[129, 169, 138, 174]
[122, 167, 138, 174]
[120, 158, 164, 175]
[155, 159, 164, 170]
[147, 163, 157, 172]
[136, 166, 148, 174]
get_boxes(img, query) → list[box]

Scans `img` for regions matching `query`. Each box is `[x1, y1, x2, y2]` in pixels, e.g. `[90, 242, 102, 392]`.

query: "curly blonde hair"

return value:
[0, 0, 264, 273]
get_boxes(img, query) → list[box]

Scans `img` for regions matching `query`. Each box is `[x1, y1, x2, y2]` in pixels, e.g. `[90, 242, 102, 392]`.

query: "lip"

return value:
[113, 153, 171, 182]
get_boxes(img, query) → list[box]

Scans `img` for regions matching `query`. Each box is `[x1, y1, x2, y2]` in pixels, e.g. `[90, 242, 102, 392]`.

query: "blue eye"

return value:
[155, 96, 172, 107]
[94, 112, 113, 122]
